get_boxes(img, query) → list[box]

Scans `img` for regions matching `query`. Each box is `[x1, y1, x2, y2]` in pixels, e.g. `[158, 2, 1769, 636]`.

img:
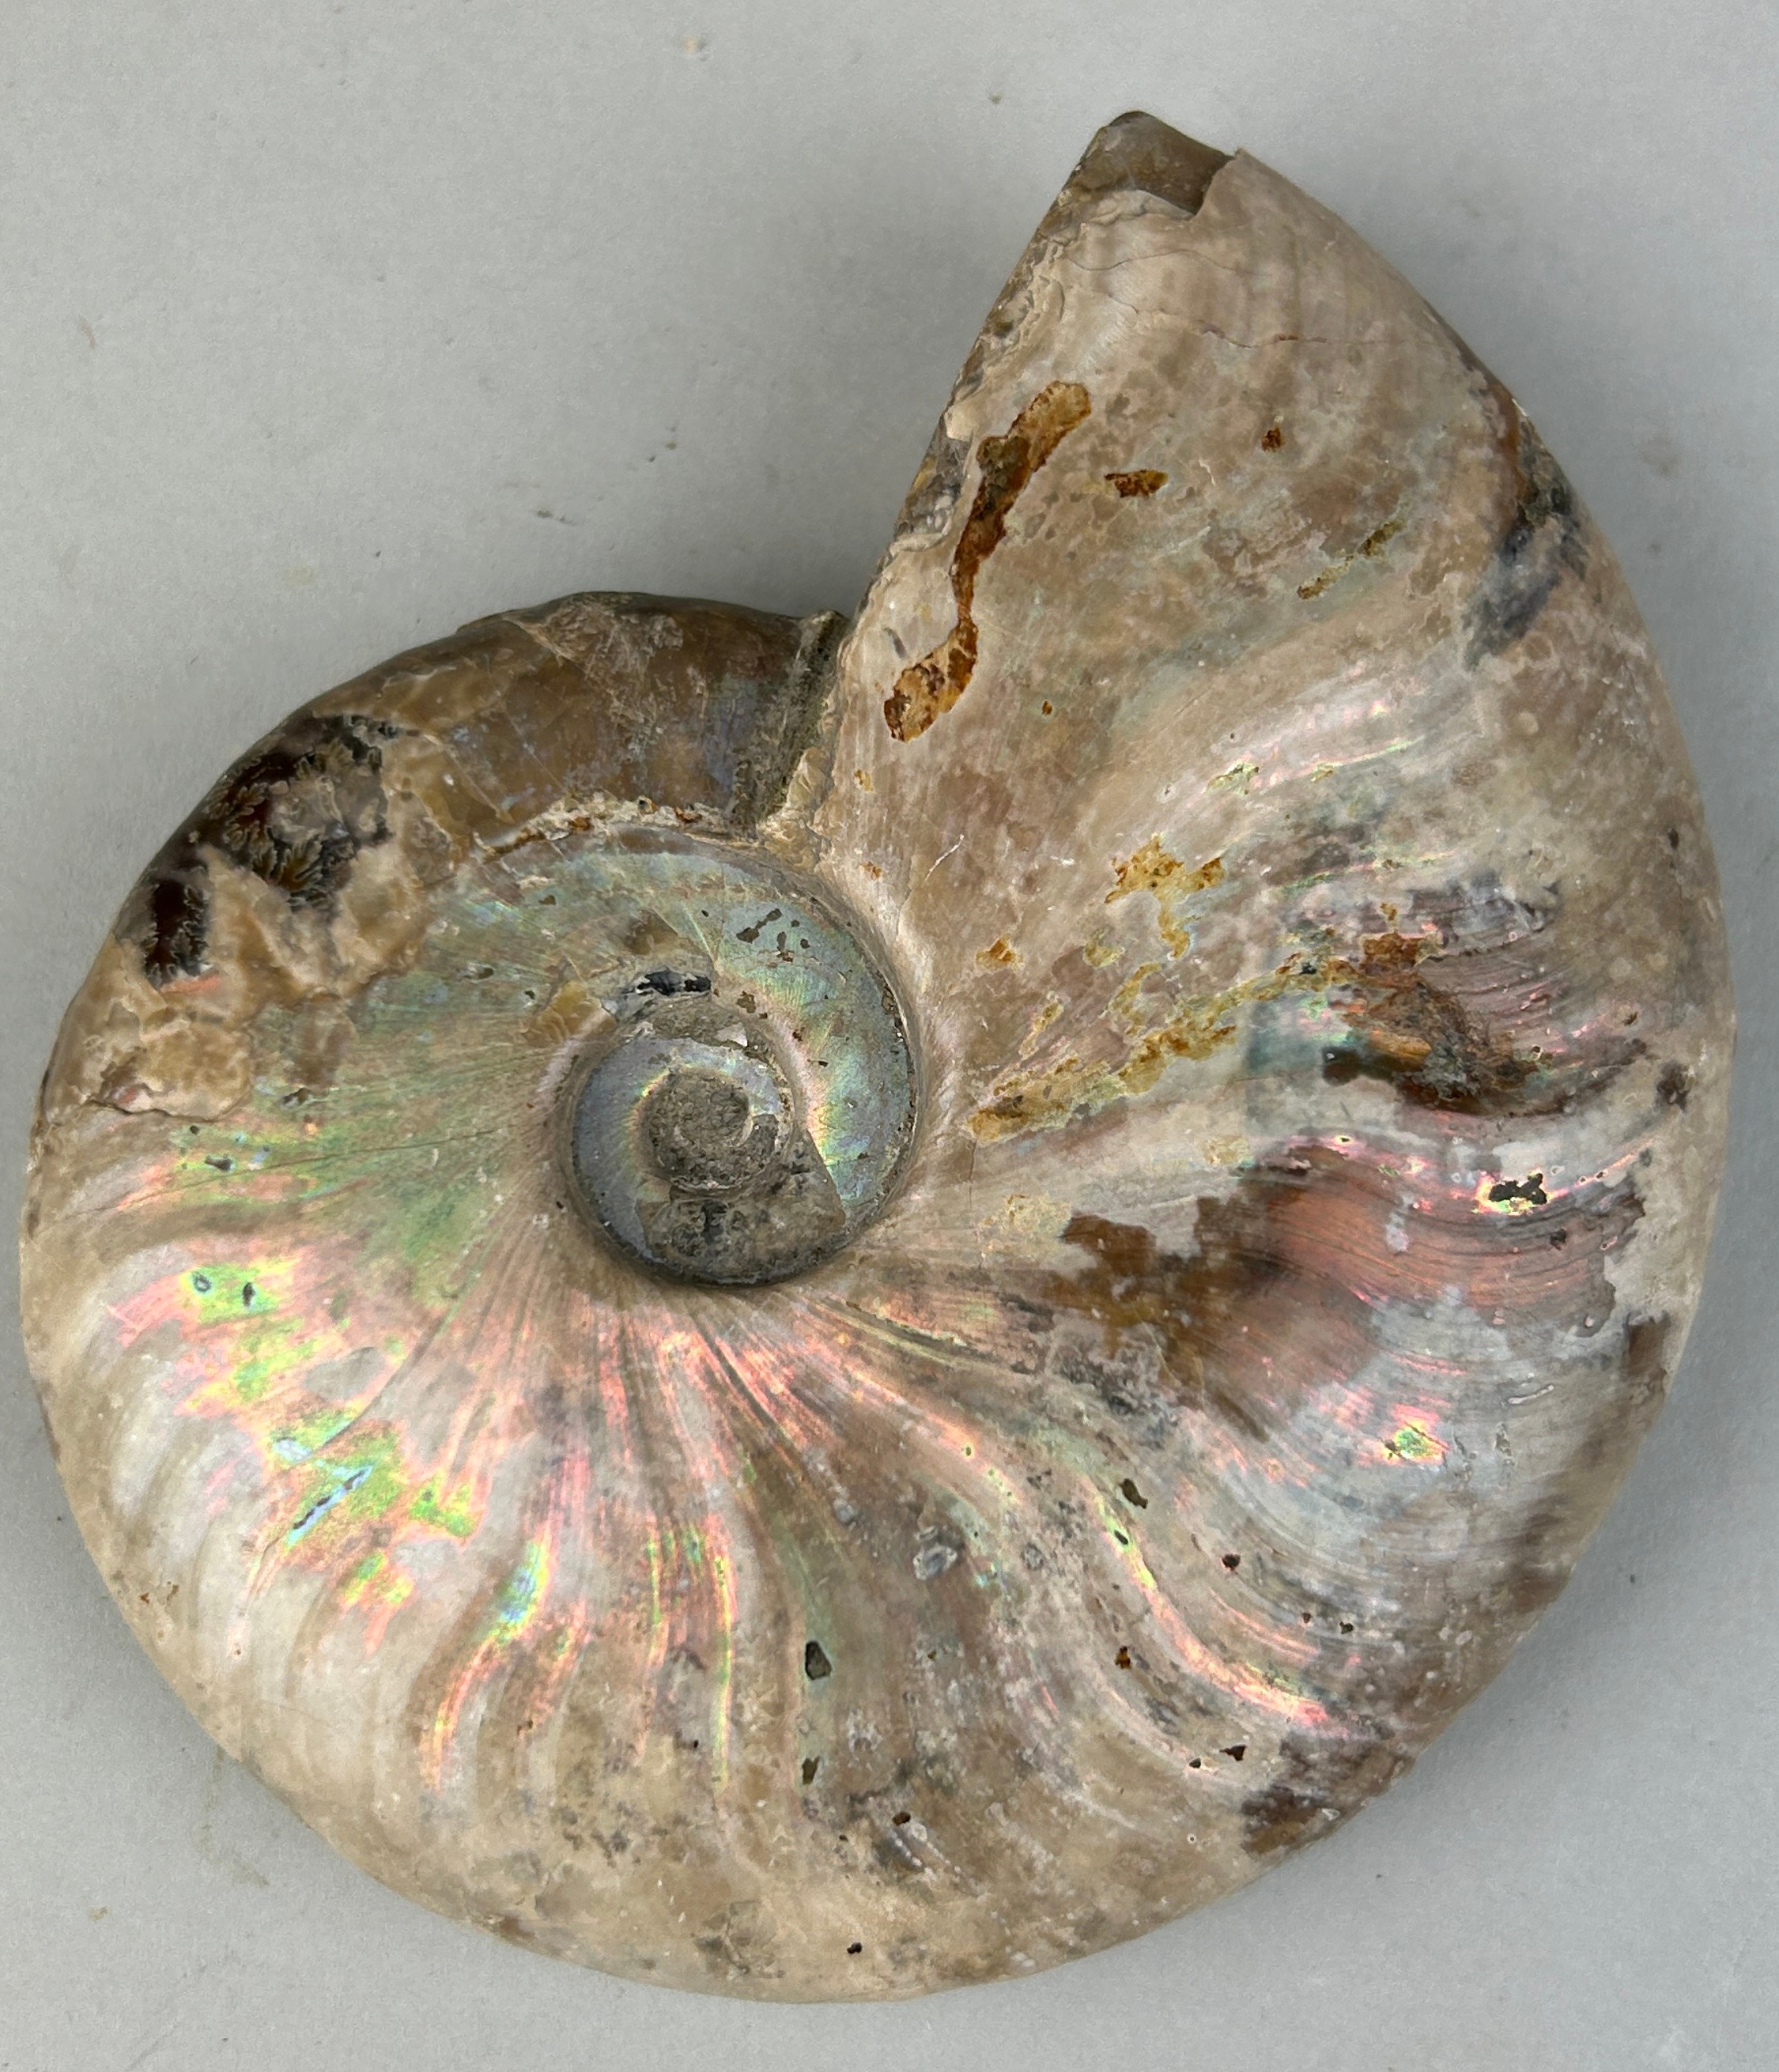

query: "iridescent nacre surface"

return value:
[21, 114, 1732, 2000]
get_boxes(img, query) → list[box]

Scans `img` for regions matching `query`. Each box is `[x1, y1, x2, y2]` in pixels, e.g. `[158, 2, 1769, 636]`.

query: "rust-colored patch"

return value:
[1109, 960, 1161, 1021]
[1261, 422, 1284, 451]
[1105, 839, 1223, 958]
[1106, 837, 1222, 906]
[1297, 516, 1403, 600]
[1044, 1153, 1392, 1440]
[1105, 469, 1167, 498]
[1044, 1146, 1644, 1445]
[971, 957, 1299, 1141]
[973, 900, 1622, 1142]
[1324, 930, 1538, 1115]
[1044, 1199, 1354, 1442]
[976, 938, 1020, 969]
[884, 382, 1092, 742]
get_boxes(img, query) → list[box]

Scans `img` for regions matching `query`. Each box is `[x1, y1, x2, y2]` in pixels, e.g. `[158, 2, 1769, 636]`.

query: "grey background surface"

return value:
[2, 2, 1774, 2066]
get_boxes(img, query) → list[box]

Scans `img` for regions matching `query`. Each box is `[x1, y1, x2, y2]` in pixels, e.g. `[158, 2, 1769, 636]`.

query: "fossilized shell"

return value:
[21, 113, 1732, 2001]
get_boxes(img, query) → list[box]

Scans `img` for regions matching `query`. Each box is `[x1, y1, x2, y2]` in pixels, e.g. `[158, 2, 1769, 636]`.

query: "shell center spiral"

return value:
[565, 839, 916, 1285]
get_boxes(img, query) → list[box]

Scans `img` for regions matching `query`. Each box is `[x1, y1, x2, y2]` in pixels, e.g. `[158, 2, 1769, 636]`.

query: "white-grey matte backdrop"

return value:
[3, 3, 1774, 2066]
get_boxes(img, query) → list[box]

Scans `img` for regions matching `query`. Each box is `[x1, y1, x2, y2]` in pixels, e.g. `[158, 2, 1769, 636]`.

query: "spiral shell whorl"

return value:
[21, 114, 1731, 2000]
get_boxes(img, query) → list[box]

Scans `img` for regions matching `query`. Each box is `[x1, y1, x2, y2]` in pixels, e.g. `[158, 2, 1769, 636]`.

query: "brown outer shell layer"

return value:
[21, 115, 1732, 1999]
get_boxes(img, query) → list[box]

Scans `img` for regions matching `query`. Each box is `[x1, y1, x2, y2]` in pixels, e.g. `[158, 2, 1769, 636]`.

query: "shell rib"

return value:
[21, 113, 1732, 2000]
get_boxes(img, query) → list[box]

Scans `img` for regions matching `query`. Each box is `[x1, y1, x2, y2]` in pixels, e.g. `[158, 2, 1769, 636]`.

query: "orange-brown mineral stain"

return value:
[1041, 1144, 1645, 1444]
[1038, 1166, 1382, 1442]
[969, 917, 1611, 1144]
[884, 382, 1092, 742]
[1105, 469, 1168, 498]
[1297, 516, 1404, 599]
[1105, 837, 1224, 957]
[970, 960, 1297, 1142]
[1324, 929, 1542, 1115]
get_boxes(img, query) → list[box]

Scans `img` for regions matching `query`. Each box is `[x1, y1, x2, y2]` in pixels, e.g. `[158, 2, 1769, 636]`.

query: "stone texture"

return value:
[20, 114, 1732, 1999]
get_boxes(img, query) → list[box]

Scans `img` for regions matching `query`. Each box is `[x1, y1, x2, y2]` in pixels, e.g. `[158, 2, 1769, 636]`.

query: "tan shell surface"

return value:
[21, 115, 1732, 2000]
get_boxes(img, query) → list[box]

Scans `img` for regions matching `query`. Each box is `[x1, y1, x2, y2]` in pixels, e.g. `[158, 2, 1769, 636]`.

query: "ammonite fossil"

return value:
[21, 113, 1732, 1999]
